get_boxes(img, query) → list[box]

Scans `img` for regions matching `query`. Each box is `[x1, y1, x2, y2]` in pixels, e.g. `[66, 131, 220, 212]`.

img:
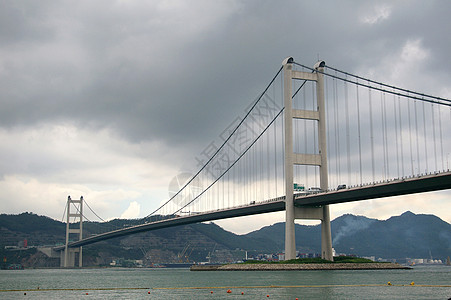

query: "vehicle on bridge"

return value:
[337, 184, 347, 190]
[307, 187, 322, 193]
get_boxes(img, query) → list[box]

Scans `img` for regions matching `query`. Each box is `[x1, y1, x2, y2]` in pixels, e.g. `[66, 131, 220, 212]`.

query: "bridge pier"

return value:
[291, 205, 333, 260]
[321, 205, 333, 260]
[283, 57, 333, 261]
[60, 248, 81, 268]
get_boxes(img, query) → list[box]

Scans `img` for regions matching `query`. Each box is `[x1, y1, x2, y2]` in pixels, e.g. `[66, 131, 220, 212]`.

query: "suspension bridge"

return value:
[55, 57, 451, 267]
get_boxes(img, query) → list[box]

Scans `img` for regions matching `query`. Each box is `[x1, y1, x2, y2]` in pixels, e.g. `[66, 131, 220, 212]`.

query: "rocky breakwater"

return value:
[191, 263, 410, 271]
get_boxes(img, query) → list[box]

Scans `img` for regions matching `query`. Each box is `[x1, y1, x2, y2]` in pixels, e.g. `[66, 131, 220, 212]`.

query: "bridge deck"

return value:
[55, 199, 285, 250]
[56, 171, 451, 250]
[295, 171, 451, 206]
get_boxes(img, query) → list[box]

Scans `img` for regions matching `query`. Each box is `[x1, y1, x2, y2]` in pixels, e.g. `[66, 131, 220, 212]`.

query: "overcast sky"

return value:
[1, 0, 450, 234]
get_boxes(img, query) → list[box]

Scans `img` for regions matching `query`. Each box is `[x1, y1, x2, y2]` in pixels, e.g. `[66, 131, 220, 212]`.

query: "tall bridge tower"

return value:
[283, 57, 333, 260]
[62, 196, 83, 267]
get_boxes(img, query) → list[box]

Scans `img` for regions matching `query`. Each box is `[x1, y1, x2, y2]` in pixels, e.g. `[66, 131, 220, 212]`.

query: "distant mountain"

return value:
[331, 211, 451, 260]
[0, 211, 450, 267]
[0, 213, 278, 267]
[244, 221, 322, 253]
[246, 211, 451, 260]
[331, 214, 377, 245]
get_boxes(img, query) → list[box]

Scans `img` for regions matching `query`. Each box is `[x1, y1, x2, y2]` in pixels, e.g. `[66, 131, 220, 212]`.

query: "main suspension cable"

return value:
[145, 66, 283, 219]
[324, 65, 451, 104]
[174, 106, 285, 215]
[84, 199, 106, 222]
[293, 62, 451, 107]
[173, 73, 311, 215]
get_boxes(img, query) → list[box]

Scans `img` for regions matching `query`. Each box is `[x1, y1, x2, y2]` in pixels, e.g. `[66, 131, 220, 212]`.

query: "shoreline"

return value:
[190, 263, 411, 271]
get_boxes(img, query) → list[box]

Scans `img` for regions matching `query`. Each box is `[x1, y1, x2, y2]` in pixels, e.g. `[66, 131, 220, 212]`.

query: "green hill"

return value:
[1, 211, 449, 267]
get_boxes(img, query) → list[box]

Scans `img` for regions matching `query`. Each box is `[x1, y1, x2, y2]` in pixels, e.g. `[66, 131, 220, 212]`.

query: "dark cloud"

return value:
[0, 0, 450, 226]
[2, 0, 450, 150]
[0, 1, 56, 45]
[0, 0, 450, 167]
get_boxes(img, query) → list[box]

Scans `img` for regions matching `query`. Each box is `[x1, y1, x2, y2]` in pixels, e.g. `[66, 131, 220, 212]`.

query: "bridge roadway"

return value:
[56, 171, 451, 250]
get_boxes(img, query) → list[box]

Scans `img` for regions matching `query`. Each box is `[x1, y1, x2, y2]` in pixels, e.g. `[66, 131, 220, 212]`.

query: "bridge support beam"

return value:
[283, 57, 333, 261]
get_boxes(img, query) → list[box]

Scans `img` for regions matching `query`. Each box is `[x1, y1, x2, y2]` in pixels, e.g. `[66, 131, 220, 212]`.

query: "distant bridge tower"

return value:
[62, 196, 83, 267]
[283, 57, 333, 261]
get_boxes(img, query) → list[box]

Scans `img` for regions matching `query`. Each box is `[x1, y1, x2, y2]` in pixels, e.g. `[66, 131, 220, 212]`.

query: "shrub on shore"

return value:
[243, 256, 375, 264]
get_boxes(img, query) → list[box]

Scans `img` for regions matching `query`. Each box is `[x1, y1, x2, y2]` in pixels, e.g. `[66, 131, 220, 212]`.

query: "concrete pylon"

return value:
[62, 196, 83, 267]
[283, 57, 333, 261]
[283, 57, 296, 261]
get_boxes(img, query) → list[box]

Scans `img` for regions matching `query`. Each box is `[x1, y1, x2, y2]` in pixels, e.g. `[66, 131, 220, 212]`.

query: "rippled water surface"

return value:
[1, 265, 450, 299]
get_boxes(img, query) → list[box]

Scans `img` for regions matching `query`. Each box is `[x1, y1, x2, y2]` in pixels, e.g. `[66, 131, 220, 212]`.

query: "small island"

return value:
[190, 257, 411, 271]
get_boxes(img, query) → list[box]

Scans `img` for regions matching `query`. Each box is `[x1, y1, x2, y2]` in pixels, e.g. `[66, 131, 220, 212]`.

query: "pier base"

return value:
[60, 247, 82, 268]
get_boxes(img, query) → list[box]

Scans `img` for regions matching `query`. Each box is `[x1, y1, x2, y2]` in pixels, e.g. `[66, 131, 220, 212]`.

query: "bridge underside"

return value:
[295, 172, 451, 207]
[56, 171, 451, 250]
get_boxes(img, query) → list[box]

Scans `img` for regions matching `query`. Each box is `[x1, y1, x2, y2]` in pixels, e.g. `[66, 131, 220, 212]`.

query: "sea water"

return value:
[0, 265, 450, 299]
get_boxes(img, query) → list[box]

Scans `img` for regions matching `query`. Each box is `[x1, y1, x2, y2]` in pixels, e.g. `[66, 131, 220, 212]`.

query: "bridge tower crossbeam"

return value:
[283, 57, 333, 261]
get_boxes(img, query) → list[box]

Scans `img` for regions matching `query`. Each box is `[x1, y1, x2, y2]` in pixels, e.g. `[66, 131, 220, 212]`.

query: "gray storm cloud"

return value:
[0, 0, 450, 228]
